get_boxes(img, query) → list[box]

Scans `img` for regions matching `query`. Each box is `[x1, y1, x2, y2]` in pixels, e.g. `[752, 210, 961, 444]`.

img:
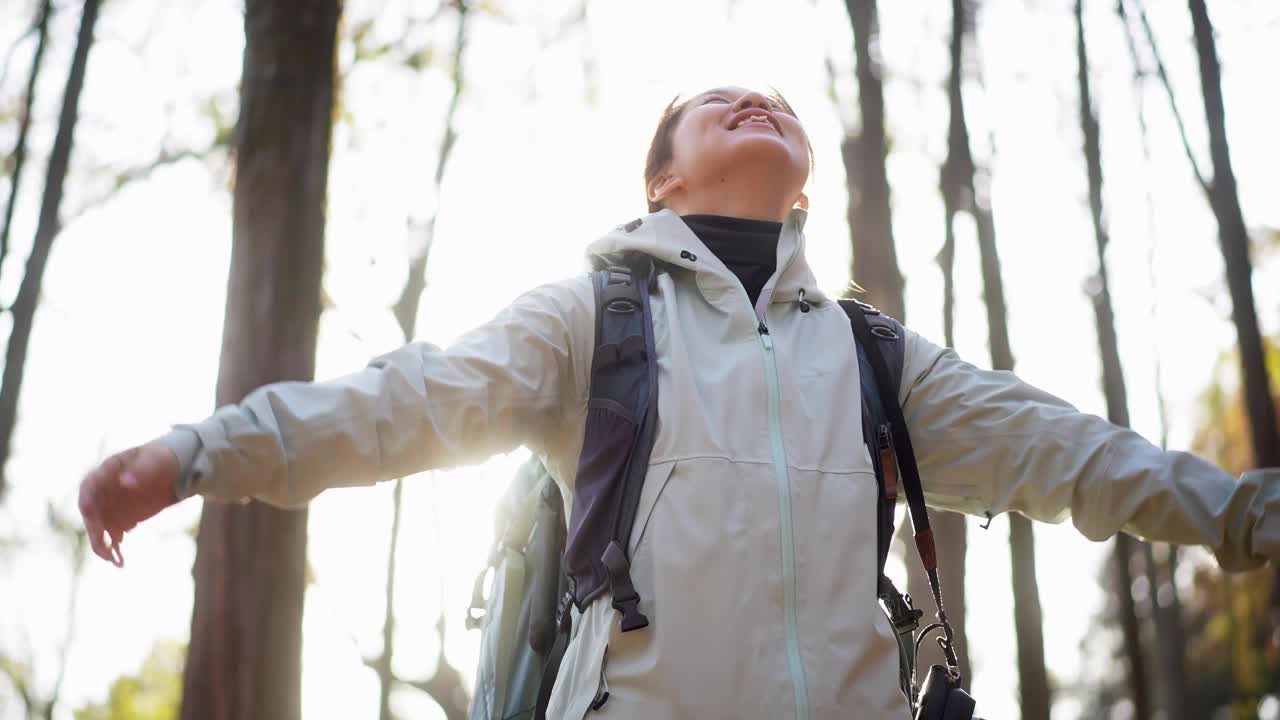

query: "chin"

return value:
[711, 140, 804, 172]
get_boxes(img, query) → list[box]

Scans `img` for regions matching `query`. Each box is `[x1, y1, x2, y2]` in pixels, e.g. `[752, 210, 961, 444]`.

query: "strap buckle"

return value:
[602, 540, 649, 632]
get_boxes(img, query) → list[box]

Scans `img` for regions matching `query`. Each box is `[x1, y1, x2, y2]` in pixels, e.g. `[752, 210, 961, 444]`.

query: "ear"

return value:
[794, 192, 809, 210]
[647, 173, 685, 205]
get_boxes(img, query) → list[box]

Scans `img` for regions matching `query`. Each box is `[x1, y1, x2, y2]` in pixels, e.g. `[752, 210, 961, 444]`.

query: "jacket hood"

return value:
[586, 207, 830, 310]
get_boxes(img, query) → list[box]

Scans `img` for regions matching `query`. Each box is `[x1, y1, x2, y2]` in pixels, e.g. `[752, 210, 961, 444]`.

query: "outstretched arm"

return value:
[78, 277, 594, 564]
[899, 329, 1278, 570]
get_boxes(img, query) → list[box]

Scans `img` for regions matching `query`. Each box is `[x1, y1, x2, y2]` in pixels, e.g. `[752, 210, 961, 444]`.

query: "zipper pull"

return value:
[757, 321, 769, 336]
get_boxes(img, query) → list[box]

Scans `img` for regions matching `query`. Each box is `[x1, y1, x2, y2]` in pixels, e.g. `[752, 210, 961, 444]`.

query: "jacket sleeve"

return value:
[152, 277, 594, 509]
[898, 329, 1280, 571]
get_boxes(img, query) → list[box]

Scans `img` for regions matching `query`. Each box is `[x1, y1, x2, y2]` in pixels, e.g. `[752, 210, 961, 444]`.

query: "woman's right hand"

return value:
[78, 443, 181, 567]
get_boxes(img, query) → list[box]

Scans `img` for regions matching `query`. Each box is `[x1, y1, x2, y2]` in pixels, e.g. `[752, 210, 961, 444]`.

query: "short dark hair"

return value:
[642, 88, 812, 213]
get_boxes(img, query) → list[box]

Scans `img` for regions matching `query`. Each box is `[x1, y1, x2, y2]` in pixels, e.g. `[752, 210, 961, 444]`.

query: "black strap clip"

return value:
[602, 540, 649, 632]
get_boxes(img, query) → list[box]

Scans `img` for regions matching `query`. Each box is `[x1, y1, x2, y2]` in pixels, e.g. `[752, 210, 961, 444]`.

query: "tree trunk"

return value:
[1188, 0, 1280, 624]
[179, 3, 339, 719]
[370, 6, 470, 719]
[841, 0, 972, 686]
[936, 0, 1047, 710]
[1008, 514, 1049, 718]
[903, 0, 987, 685]
[842, 0, 904, 322]
[1074, 3, 1152, 717]
[1142, 543, 1193, 720]
[1117, 3, 1193, 715]
[0, 0, 53, 281]
[0, 0, 99, 496]
[1187, 0, 1280, 470]
[374, 479, 406, 720]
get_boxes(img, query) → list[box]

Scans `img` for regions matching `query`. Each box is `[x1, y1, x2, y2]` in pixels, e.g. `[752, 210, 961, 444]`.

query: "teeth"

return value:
[734, 115, 772, 129]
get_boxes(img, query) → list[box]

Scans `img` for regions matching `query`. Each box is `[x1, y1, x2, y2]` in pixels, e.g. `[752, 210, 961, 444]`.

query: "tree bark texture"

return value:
[1074, 3, 1153, 717]
[179, 2, 339, 719]
[0, 0, 53, 281]
[903, 0, 984, 684]
[1188, 0, 1280, 620]
[938, 0, 1045, 710]
[842, 0, 904, 322]
[1187, 0, 1280, 469]
[373, 6, 470, 718]
[1141, 543, 1193, 720]
[0, 0, 98, 496]
[1008, 514, 1050, 719]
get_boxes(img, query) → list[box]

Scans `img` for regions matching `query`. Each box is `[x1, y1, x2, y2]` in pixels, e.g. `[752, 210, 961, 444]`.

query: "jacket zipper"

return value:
[758, 324, 811, 720]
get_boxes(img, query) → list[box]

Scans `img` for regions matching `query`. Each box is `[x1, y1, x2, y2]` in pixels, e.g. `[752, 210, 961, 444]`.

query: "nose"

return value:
[733, 90, 772, 111]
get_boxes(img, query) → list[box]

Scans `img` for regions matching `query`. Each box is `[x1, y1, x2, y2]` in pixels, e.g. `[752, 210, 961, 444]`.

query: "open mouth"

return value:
[727, 108, 782, 134]
[734, 115, 777, 131]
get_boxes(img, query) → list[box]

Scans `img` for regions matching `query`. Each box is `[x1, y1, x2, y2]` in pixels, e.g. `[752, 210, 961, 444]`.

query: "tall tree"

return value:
[840, 0, 972, 684]
[1186, 0, 1280, 472]
[1187, 0, 1280, 622]
[179, 2, 339, 719]
[1074, 2, 1151, 716]
[0, 0, 53, 282]
[934, 0, 1049, 712]
[842, 0, 904, 322]
[0, 0, 99, 496]
[917, 0, 982, 685]
[1116, 2, 1193, 716]
[369, 4, 469, 718]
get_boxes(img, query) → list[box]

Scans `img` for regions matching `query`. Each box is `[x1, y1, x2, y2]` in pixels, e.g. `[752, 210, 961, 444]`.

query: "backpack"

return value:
[466, 251, 964, 718]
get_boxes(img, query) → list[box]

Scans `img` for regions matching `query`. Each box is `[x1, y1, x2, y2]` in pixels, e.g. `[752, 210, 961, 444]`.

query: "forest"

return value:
[0, 0, 1277, 718]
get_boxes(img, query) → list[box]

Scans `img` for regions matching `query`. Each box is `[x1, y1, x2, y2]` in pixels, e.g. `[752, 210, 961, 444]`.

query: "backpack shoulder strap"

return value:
[841, 299, 963, 686]
[535, 254, 658, 720]
[841, 301, 932, 569]
[838, 299, 906, 588]
[563, 251, 657, 632]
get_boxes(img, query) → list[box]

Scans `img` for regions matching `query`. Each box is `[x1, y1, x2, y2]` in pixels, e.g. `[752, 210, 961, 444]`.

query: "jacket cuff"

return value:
[151, 428, 204, 500]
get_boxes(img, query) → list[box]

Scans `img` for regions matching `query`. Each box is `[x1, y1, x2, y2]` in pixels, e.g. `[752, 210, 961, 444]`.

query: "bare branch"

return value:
[0, 0, 53, 283]
[391, 0, 469, 338]
[43, 521, 89, 720]
[0, 2, 41, 92]
[0, 0, 102, 497]
[1119, 0, 1212, 199]
[65, 144, 223, 224]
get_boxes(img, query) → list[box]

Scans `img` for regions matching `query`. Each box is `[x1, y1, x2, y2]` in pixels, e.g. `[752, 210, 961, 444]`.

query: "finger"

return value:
[108, 528, 125, 568]
[84, 513, 114, 563]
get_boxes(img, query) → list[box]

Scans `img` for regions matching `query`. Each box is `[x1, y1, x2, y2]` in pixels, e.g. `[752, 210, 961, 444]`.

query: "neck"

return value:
[666, 182, 795, 223]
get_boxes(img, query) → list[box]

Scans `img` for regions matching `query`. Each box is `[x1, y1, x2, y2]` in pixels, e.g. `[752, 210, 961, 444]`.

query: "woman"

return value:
[79, 86, 1278, 719]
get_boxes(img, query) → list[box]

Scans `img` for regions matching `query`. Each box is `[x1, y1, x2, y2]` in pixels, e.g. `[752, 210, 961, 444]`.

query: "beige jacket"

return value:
[159, 207, 1279, 719]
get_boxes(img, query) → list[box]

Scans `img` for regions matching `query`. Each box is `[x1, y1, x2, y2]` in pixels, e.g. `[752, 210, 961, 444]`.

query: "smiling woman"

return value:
[643, 86, 816, 220]
[75, 73, 1280, 720]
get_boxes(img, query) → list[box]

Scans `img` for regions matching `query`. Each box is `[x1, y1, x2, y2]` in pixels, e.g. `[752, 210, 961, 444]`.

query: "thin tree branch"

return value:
[391, 0, 468, 339]
[66, 144, 223, 224]
[40, 518, 89, 720]
[1118, 0, 1173, 453]
[0, 0, 102, 497]
[0, 4, 40, 92]
[373, 479, 404, 720]
[0, 0, 53, 283]
[373, 5, 472, 718]
[1120, 0, 1212, 199]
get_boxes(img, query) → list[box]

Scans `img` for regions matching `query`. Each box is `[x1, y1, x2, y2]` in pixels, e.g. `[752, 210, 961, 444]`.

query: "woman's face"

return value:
[654, 86, 810, 208]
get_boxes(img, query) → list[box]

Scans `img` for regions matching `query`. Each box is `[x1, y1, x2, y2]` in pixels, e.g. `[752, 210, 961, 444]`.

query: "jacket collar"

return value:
[586, 207, 829, 313]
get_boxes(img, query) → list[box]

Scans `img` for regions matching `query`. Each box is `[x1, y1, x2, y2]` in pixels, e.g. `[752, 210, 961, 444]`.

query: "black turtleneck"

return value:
[679, 214, 781, 307]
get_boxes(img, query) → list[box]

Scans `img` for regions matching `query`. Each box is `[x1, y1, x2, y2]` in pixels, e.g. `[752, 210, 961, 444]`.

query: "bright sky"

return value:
[1, 0, 1278, 718]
